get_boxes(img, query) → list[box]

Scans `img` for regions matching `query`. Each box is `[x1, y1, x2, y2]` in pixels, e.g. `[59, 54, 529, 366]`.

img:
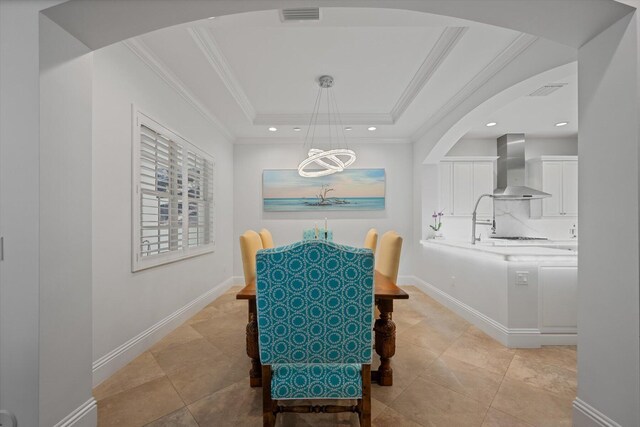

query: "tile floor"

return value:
[94, 286, 576, 426]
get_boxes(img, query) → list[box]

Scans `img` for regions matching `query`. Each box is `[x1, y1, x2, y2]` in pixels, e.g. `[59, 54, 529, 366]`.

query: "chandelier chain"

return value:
[297, 74, 356, 178]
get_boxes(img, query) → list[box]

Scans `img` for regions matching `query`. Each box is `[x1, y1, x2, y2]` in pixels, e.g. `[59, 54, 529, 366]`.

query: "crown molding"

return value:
[188, 27, 257, 123]
[253, 112, 394, 126]
[185, 26, 467, 127]
[123, 38, 234, 141]
[234, 137, 411, 145]
[390, 27, 468, 121]
[411, 33, 539, 141]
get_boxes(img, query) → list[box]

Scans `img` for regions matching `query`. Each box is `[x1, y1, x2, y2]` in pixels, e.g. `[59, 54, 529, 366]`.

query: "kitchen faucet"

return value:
[471, 194, 496, 244]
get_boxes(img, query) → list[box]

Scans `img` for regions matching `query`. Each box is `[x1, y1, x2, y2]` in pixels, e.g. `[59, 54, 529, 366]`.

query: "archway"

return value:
[2, 2, 636, 426]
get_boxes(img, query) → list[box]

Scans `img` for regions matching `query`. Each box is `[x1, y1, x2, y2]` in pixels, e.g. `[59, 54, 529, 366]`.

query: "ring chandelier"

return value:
[297, 75, 356, 178]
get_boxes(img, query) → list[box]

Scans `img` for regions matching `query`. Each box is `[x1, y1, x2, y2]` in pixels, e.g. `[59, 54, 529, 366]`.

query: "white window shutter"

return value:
[133, 111, 215, 271]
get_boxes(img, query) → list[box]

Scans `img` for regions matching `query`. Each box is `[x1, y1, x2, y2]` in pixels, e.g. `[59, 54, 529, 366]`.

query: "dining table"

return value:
[236, 269, 409, 387]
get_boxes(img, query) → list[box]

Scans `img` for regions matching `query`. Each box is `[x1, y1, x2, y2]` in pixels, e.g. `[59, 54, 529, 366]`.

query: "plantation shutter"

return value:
[186, 150, 214, 247]
[133, 112, 215, 271]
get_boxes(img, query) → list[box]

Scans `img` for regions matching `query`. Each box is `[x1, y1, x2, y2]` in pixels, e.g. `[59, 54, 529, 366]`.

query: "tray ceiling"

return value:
[127, 7, 575, 142]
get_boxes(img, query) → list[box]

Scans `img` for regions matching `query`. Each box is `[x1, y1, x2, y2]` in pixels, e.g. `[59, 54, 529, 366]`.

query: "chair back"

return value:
[302, 228, 333, 241]
[256, 240, 374, 365]
[239, 230, 263, 286]
[259, 228, 275, 249]
[376, 231, 403, 283]
[363, 228, 378, 254]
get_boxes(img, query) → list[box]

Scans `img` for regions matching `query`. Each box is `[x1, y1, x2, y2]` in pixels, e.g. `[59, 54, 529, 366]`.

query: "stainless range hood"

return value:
[494, 133, 550, 199]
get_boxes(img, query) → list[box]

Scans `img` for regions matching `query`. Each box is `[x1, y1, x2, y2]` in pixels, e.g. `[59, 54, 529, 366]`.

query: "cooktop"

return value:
[490, 236, 549, 241]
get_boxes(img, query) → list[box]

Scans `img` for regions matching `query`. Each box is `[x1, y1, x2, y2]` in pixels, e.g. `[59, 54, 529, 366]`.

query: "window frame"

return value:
[131, 108, 215, 272]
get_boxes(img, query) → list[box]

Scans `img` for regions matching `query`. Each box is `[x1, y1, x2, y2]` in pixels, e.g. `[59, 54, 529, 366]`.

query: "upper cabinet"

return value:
[439, 157, 497, 218]
[529, 156, 578, 217]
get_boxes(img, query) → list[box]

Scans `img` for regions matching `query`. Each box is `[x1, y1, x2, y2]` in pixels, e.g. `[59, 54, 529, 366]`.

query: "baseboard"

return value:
[396, 275, 415, 286]
[54, 398, 97, 427]
[407, 275, 576, 348]
[573, 398, 622, 427]
[92, 277, 235, 387]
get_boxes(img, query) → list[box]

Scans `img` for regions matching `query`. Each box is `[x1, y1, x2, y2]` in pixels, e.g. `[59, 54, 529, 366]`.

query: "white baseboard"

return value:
[573, 398, 622, 427]
[92, 277, 235, 387]
[406, 275, 576, 348]
[396, 275, 415, 286]
[54, 398, 97, 427]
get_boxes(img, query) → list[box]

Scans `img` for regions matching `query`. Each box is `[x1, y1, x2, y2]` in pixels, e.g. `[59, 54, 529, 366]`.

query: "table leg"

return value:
[373, 299, 396, 386]
[246, 299, 262, 387]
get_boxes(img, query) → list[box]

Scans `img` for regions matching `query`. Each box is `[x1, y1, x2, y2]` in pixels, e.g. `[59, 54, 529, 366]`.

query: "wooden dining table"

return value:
[236, 270, 409, 387]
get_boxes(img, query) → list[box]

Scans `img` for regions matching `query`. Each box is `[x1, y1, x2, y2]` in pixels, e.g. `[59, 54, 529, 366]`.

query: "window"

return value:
[132, 111, 214, 271]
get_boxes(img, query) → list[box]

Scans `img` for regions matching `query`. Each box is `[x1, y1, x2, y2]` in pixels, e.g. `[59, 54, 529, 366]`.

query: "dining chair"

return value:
[302, 228, 333, 241]
[363, 228, 378, 254]
[259, 228, 275, 249]
[239, 230, 263, 286]
[376, 231, 403, 283]
[256, 240, 374, 427]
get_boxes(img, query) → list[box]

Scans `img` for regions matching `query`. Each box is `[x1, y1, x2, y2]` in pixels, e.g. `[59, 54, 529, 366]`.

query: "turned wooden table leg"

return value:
[246, 299, 262, 387]
[373, 299, 396, 386]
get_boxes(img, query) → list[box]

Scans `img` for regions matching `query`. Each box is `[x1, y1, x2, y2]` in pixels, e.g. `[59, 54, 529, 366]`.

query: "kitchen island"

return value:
[415, 239, 577, 347]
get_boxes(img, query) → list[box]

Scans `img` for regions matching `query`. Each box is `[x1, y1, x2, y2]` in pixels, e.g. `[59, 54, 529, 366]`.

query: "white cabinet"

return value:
[529, 156, 578, 217]
[452, 162, 473, 215]
[473, 162, 495, 217]
[561, 161, 578, 216]
[439, 161, 453, 215]
[439, 157, 497, 218]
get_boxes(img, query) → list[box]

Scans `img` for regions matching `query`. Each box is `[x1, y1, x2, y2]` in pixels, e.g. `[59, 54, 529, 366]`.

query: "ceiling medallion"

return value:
[297, 75, 356, 178]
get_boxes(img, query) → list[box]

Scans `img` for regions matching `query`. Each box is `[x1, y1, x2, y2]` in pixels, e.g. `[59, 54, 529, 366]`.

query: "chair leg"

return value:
[359, 364, 371, 427]
[262, 365, 276, 427]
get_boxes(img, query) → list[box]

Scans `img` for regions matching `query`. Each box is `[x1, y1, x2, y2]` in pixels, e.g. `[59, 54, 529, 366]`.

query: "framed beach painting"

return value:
[263, 169, 385, 212]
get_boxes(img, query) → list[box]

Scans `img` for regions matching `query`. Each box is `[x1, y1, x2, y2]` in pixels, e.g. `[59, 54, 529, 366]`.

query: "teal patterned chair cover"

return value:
[256, 240, 374, 400]
[302, 228, 333, 242]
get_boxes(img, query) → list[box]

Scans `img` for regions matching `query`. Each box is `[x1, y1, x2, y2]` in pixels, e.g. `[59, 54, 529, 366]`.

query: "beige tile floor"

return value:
[94, 286, 577, 426]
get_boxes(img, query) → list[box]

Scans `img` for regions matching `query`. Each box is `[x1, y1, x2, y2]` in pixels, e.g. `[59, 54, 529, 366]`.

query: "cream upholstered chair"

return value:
[363, 228, 378, 254]
[376, 231, 403, 283]
[259, 228, 275, 249]
[239, 230, 263, 286]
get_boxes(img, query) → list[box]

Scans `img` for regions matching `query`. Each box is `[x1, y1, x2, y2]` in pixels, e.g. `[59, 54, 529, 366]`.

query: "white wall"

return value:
[39, 14, 96, 427]
[575, 11, 640, 426]
[525, 137, 578, 160]
[446, 136, 578, 159]
[445, 138, 497, 157]
[0, 2, 63, 426]
[92, 42, 234, 383]
[233, 143, 413, 279]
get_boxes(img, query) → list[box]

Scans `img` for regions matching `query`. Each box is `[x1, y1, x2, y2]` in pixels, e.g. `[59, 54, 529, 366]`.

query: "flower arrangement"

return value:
[430, 210, 444, 232]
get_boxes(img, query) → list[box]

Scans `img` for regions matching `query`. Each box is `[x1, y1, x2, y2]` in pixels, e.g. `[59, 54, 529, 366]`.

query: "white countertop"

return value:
[420, 239, 578, 262]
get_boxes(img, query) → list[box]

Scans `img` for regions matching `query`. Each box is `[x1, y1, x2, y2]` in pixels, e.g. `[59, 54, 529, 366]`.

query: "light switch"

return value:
[516, 271, 529, 285]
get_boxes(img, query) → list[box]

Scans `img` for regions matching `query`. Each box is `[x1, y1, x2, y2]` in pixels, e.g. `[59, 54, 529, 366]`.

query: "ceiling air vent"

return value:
[281, 8, 320, 22]
[528, 83, 568, 96]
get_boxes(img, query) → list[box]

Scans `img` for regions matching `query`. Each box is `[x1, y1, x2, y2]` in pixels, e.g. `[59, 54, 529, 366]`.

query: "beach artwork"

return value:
[263, 169, 385, 212]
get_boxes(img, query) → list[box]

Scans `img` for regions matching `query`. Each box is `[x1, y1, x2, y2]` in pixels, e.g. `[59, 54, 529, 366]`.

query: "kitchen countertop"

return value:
[420, 239, 578, 262]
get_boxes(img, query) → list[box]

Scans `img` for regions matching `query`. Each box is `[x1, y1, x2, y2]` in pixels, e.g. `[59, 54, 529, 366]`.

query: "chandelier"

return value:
[297, 75, 356, 177]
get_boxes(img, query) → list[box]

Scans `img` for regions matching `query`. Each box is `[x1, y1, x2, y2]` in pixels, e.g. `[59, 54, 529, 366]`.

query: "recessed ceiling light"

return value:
[268, 127, 277, 132]
[208, 16, 216, 20]
[367, 126, 377, 131]
[486, 122, 497, 127]
[555, 121, 569, 127]
[344, 127, 352, 131]
[293, 127, 301, 132]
